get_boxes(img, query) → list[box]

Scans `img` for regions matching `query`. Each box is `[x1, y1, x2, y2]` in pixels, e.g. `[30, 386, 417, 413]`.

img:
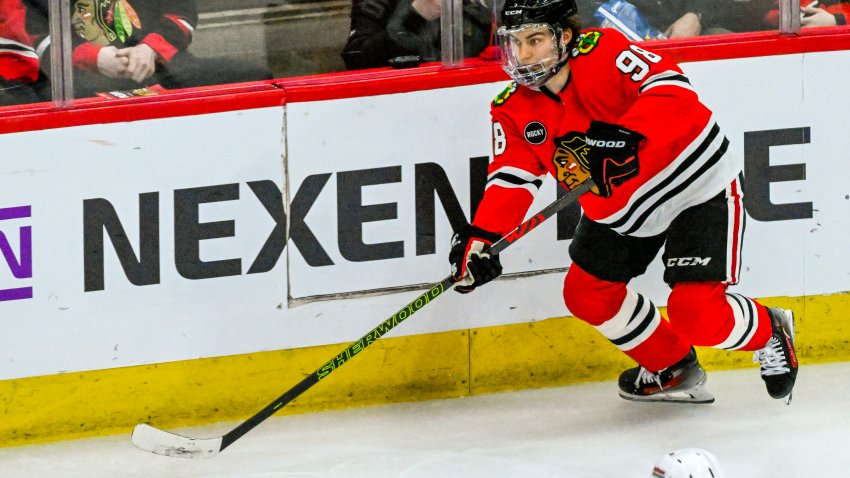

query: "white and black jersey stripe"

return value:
[598, 118, 742, 237]
[0, 37, 37, 60]
[716, 293, 761, 350]
[176, 18, 195, 34]
[639, 70, 695, 95]
[595, 290, 661, 352]
[485, 166, 546, 195]
[33, 37, 50, 59]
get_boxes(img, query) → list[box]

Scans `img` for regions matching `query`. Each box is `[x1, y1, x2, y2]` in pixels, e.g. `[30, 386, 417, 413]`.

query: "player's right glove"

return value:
[585, 121, 646, 198]
[449, 224, 503, 294]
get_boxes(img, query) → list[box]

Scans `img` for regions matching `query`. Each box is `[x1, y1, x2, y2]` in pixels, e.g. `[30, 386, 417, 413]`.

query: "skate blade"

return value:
[619, 382, 715, 404]
[782, 308, 798, 406]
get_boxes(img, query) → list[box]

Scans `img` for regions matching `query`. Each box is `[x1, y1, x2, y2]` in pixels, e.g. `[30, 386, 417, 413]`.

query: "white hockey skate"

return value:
[618, 348, 715, 404]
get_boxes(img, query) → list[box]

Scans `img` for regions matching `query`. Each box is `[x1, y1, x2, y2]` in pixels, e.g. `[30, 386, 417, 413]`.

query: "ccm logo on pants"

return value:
[667, 257, 712, 267]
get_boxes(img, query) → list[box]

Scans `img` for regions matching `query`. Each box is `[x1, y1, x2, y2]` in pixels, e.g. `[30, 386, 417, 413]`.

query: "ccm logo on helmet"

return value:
[524, 121, 547, 145]
[586, 139, 627, 148]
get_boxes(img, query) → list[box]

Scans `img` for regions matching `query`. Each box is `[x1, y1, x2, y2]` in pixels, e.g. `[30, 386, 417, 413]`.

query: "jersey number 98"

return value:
[615, 45, 662, 82]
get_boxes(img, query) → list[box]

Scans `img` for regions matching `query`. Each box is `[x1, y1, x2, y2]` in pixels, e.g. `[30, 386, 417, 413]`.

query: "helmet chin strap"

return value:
[528, 57, 568, 91]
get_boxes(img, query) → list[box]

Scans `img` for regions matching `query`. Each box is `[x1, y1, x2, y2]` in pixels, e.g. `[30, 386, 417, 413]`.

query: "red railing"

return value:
[1, 26, 848, 134]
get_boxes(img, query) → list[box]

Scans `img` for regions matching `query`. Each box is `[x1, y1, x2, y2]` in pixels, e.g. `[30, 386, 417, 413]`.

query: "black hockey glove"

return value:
[585, 121, 646, 198]
[449, 224, 503, 294]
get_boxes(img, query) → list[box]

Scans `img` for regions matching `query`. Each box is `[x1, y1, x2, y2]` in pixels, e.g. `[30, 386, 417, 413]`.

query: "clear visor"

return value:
[496, 23, 563, 88]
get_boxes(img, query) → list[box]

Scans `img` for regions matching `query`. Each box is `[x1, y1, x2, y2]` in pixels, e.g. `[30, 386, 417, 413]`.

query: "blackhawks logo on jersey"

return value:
[72, 0, 142, 45]
[552, 132, 592, 191]
[492, 82, 518, 107]
[571, 31, 602, 57]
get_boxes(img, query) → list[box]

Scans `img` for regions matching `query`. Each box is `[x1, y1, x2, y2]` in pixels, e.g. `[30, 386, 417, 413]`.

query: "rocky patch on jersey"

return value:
[493, 82, 518, 107]
[524, 121, 547, 145]
[552, 132, 592, 190]
[571, 30, 602, 57]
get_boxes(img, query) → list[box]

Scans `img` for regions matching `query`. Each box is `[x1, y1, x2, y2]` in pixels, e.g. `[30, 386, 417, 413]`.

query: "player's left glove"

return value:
[449, 224, 503, 294]
[585, 121, 646, 198]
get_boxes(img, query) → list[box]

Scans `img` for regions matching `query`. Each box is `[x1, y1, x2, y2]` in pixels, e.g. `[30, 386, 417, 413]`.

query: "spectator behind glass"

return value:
[24, 0, 271, 99]
[783, 1, 850, 28]
[663, 1, 850, 36]
[0, 0, 40, 106]
[710, 0, 850, 34]
[342, 0, 496, 70]
[578, 0, 727, 38]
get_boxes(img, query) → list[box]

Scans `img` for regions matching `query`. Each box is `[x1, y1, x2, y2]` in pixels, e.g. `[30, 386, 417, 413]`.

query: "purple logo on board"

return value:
[0, 206, 33, 302]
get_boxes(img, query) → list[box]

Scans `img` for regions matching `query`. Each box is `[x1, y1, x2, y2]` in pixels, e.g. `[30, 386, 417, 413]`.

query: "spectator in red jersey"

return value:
[24, 0, 271, 99]
[0, 0, 40, 106]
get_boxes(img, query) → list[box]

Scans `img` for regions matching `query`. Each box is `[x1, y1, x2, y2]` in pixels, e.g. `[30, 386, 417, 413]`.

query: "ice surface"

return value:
[1, 362, 847, 477]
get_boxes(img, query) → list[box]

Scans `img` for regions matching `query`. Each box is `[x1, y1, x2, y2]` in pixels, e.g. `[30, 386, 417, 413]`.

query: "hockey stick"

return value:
[132, 179, 596, 459]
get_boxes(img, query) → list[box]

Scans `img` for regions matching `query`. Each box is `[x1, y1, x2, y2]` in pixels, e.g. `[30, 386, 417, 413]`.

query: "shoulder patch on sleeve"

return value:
[571, 30, 603, 57]
[492, 82, 519, 107]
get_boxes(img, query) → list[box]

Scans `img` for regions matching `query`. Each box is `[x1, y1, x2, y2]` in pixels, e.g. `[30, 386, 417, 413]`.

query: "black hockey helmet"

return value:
[500, 0, 578, 30]
[496, 0, 578, 88]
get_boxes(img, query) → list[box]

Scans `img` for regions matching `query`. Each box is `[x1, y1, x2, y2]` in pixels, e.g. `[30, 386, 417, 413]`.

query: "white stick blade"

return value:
[131, 424, 222, 459]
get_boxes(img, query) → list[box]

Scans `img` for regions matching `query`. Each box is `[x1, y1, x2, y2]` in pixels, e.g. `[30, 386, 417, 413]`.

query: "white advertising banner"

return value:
[0, 108, 290, 379]
[285, 52, 848, 303]
[1, 49, 848, 380]
[284, 83, 570, 299]
[684, 51, 850, 298]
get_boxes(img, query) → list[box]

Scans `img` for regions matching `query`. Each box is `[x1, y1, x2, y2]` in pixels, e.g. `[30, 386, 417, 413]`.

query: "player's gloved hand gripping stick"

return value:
[449, 224, 504, 294]
[444, 120, 645, 295]
[131, 178, 597, 459]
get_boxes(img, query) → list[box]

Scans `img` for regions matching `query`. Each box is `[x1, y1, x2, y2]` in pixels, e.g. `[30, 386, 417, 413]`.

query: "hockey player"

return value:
[448, 0, 799, 403]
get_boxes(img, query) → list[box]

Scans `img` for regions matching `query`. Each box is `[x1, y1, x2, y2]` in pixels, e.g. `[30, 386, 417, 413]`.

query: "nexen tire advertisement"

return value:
[0, 50, 847, 379]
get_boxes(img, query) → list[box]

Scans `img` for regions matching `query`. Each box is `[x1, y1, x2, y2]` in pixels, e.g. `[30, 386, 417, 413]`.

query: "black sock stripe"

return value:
[727, 293, 755, 350]
[611, 300, 656, 347]
[626, 294, 645, 326]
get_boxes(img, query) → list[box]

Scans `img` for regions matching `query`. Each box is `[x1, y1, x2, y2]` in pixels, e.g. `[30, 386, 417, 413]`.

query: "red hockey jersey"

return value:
[475, 29, 741, 238]
[0, 0, 38, 83]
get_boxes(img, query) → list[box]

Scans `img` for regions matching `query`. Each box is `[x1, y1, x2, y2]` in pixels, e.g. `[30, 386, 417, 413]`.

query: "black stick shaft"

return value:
[219, 179, 594, 451]
[221, 276, 455, 450]
[489, 179, 594, 255]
